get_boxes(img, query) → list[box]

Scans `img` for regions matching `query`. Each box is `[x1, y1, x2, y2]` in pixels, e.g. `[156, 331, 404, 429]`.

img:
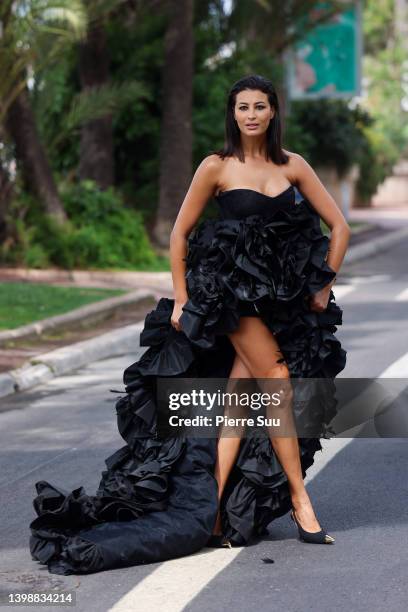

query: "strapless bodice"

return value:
[215, 185, 304, 220]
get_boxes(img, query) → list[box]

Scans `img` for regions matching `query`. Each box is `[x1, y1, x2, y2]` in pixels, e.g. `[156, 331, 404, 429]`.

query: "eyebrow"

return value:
[238, 101, 266, 104]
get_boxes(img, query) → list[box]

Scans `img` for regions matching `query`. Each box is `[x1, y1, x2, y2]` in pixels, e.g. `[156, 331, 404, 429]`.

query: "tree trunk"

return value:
[152, 0, 194, 248]
[78, 18, 114, 189]
[6, 89, 67, 223]
[0, 163, 13, 244]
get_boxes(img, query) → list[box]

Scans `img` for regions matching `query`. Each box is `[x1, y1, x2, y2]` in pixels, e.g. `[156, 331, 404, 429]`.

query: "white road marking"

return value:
[380, 350, 408, 377]
[347, 274, 391, 284]
[335, 277, 408, 302]
[332, 285, 355, 300]
[108, 548, 243, 612]
[395, 287, 408, 302]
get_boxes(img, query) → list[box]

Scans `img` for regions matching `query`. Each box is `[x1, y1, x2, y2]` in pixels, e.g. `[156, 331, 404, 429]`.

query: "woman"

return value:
[172, 73, 350, 547]
[29, 74, 349, 575]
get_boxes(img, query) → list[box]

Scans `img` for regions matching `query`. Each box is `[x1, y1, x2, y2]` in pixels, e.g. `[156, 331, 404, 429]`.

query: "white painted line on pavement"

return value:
[333, 274, 394, 300]
[348, 274, 391, 284]
[379, 350, 408, 377]
[395, 287, 408, 302]
[332, 285, 355, 300]
[108, 548, 243, 612]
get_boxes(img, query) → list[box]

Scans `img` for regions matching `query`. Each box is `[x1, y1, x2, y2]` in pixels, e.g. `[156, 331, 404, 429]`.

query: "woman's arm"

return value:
[288, 152, 351, 310]
[169, 154, 220, 330]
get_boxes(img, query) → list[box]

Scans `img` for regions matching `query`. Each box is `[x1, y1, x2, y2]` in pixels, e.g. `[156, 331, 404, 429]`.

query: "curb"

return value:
[0, 268, 172, 289]
[0, 320, 145, 400]
[0, 288, 155, 346]
[344, 225, 408, 265]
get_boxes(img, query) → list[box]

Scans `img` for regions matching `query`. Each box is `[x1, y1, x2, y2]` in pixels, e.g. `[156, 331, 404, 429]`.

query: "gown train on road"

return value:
[29, 185, 346, 574]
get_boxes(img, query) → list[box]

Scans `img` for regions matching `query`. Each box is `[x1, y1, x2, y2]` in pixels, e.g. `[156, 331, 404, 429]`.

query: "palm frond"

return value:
[26, 0, 87, 39]
[51, 80, 151, 148]
[0, 0, 87, 118]
[253, 0, 272, 11]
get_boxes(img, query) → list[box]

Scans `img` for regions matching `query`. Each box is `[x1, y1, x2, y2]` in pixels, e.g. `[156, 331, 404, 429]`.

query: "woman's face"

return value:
[233, 89, 275, 136]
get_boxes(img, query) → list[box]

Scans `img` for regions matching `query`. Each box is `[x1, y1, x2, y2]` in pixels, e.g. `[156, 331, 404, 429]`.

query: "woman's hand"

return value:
[171, 299, 186, 331]
[307, 285, 332, 312]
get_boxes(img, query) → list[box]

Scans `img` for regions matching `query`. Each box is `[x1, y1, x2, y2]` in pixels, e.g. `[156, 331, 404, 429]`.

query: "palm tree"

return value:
[73, 0, 156, 190]
[78, 12, 113, 189]
[152, 0, 194, 248]
[0, 0, 86, 223]
[0, 160, 13, 243]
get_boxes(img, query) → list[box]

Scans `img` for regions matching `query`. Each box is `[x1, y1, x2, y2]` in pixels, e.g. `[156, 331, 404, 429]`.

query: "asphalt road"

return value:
[1, 240, 408, 612]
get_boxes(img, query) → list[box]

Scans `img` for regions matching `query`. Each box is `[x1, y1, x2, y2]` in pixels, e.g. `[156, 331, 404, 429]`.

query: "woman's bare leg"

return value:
[212, 347, 253, 535]
[227, 317, 322, 533]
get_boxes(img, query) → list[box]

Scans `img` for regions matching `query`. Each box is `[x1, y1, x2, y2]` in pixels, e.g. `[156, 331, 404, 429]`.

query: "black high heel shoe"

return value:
[206, 534, 232, 548]
[290, 509, 335, 544]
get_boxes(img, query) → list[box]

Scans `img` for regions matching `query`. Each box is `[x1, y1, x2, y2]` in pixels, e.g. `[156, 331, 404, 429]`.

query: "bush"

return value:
[1, 181, 166, 270]
[285, 99, 372, 178]
[284, 98, 397, 199]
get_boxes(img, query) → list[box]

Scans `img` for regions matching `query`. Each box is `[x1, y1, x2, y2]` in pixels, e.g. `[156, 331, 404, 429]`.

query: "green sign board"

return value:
[288, 1, 362, 99]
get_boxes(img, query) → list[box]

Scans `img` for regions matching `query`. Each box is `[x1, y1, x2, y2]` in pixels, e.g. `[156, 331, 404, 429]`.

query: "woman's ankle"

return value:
[212, 510, 222, 535]
[290, 489, 311, 507]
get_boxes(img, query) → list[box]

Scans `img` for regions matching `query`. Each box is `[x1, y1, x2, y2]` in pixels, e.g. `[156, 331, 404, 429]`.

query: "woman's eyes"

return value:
[239, 106, 265, 110]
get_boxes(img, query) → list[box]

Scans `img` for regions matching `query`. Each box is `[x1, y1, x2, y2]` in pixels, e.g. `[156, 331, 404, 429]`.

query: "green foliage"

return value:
[31, 9, 167, 215]
[362, 36, 408, 154]
[355, 0, 408, 199]
[106, 12, 167, 214]
[53, 181, 161, 268]
[355, 121, 401, 202]
[363, 0, 395, 55]
[0, 0, 87, 120]
[23, 244, 51, 269]
[1, 181, 167, 270]
[285, 98, 400, 200]
[55, 80, 151, 148]
[33, 48, 80, 172]
[286, 99, 372, 177]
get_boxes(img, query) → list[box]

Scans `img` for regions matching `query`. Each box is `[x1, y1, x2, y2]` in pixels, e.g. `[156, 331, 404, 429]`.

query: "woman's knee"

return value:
[227, 318, 290, 380]
[255, 362, 291, 380]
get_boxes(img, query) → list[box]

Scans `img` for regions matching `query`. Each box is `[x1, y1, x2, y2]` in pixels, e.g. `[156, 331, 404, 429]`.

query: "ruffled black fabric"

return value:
[29, 189, 346, 574]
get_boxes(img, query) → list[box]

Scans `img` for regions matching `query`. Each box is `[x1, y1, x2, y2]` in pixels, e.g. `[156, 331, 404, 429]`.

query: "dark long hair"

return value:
[212, 74, 289, 164]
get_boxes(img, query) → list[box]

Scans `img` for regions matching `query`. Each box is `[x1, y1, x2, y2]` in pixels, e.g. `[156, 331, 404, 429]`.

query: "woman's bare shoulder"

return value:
[199, 153, 226, 172]
[282, 149, 310, 183]
[283, 149, 314, 168]
[282, 149, 303, 163]
[195, 154, 226, 190]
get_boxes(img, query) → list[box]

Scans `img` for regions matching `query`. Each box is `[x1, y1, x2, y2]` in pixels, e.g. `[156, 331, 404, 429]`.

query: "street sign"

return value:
[287, 1, 362, 99]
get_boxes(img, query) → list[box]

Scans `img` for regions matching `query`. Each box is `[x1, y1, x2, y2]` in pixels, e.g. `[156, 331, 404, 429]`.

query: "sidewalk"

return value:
[348, 201, 408, 229]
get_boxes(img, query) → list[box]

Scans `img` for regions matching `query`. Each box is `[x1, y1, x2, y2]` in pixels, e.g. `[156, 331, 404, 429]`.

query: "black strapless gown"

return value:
[29, 185, 346, 575]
